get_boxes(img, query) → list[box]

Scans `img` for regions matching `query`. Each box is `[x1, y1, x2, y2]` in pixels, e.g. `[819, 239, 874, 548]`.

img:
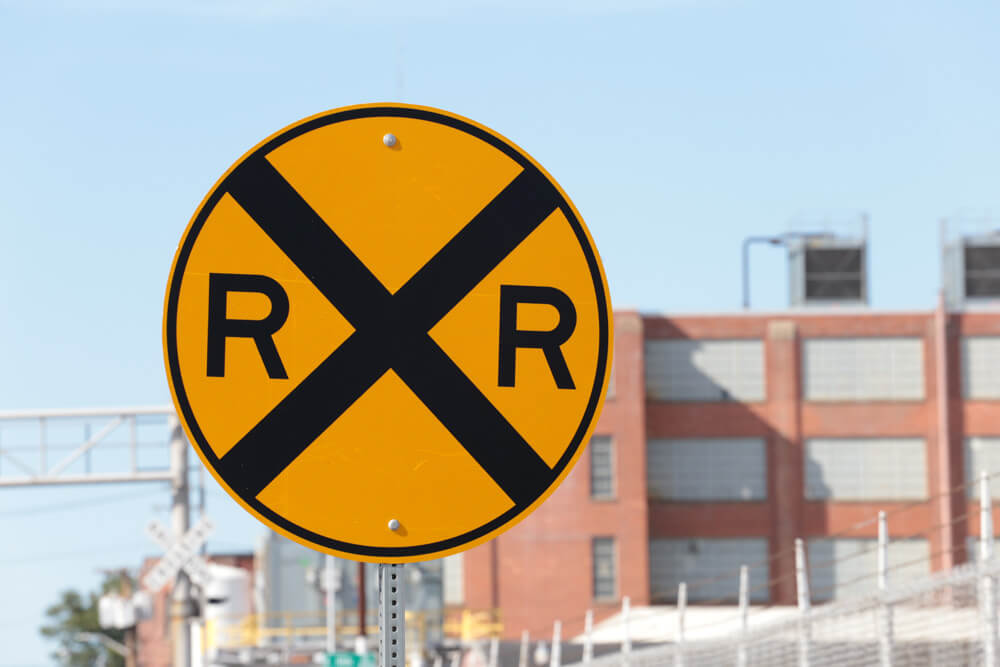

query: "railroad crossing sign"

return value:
[142, 516, 214, 591]
[163, 104, 612, 562]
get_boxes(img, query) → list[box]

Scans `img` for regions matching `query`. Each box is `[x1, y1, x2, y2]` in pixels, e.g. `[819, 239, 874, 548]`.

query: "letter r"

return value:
[206, 273, 289, 379]
[498, 285, 577, 389]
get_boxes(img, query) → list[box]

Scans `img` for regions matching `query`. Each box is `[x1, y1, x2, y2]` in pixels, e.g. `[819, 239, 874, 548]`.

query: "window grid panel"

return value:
[963, 337, 1000, 399]
[590, 436, 615, 498]
[807, 538, 929, 601]
[648, 438, 767, 501]
[645, 340, 765, 402]
[442, 553, 464, 606]
[649, 538, 770, 603]
[593, 538, 617, 600]
[965, 437, 1000, 499]
[966, 537, 1000, 562]
[805, 438, 927, 500]
[802, 338, 925, 401]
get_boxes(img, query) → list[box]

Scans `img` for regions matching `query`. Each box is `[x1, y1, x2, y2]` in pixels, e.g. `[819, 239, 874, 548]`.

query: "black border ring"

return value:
[165, 106, 610, 558]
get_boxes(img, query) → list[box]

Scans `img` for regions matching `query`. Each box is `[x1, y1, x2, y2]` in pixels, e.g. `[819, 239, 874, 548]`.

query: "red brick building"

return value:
[137, 553, 254, 666]
[459, 301, 1000, 639]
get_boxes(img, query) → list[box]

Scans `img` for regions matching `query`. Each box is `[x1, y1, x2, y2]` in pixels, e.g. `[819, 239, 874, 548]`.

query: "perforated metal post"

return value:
[877, 511, 894, 667]
[982, 471, 998, 667]
[326, 555, 337, 655]
[795, 539, 812, 667]
[518, 630, 530, 667]
[583, 610, 594, 665]
[378, 564, 405, 667]
[737, 565, 749, 667]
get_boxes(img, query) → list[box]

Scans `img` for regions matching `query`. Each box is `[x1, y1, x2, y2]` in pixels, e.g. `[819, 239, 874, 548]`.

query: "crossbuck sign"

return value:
[163, 104, 613, 562]
[142, 516, 215, 592]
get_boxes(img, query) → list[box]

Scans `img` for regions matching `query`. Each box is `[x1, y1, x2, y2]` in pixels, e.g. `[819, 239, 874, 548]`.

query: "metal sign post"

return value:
[378, 564, 405, 667]
[325, 554, 337, 654]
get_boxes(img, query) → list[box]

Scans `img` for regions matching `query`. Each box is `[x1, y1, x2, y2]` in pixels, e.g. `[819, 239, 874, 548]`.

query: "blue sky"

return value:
[1, 0, 999, 663]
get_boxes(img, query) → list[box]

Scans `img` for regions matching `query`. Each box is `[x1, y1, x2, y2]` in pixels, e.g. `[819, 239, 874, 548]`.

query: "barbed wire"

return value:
[888, 544, 965, 576]
[658, 470, 1000, 607]
[807, 541, 882, 571]
[894, 511, 970, 544]
[810, 571, 878, 599]
[526, 472, 1000, 664]
[655, 568, 800, 635]
[669, 546, 791, 598]
[807, 511, 970, 574]
[823, 470, 998, 539]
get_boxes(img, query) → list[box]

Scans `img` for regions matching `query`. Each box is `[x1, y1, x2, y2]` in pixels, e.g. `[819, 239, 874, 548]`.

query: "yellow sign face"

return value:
[163, 104, 612, 562]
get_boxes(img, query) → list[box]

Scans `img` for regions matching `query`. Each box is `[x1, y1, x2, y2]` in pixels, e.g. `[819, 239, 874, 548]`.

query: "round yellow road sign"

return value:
[163, 104, 612, 562]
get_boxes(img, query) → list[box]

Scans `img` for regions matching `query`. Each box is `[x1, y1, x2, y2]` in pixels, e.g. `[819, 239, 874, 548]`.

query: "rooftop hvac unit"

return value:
[943, 231, 1000, 307]
[788, 236, 868, 307]
[964, 243, 1000, 297]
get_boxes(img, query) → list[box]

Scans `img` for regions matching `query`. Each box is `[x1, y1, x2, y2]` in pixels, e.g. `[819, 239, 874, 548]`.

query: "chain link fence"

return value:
[580, 557, 997, 667]
[558, 472, 1000, 667]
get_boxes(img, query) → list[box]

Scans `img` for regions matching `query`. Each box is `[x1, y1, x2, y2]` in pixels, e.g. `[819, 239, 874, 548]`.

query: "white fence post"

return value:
[583, 610, 594, 665]
[622, 596, 631, 666]
[737, 565, 749, 667]
[674, 582, 687, 667]
[982, 471, 998, 667]
[550, 620, 561, 667]
[877, 510, 894, 667]
[795, 539, 812, 667]
[489, 636, 499, 667]
[518, 631, 529, 667]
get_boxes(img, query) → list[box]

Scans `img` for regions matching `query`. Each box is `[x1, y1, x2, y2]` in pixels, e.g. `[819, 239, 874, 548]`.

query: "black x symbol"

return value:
[215, 158, 562, 507]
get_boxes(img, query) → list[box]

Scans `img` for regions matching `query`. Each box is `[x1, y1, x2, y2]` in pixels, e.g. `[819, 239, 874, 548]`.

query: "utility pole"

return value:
[198, 465, 208, 667]
[198, 466, 206, 550]
[121, 574, 138, 667]
[99, 568, 139, 667]
[169, 415, 192, 667]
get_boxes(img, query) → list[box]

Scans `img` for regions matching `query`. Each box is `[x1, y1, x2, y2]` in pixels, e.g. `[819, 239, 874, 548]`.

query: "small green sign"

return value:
[328, 652, 376, 667]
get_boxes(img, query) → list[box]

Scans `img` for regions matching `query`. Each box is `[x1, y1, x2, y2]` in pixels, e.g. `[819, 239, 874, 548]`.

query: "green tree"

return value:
[39, 572, 130, 667]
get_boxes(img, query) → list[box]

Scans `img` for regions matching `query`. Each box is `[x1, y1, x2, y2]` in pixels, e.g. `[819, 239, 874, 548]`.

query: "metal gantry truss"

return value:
[0, 405, 176, 487]
[0, 404, 196, 666]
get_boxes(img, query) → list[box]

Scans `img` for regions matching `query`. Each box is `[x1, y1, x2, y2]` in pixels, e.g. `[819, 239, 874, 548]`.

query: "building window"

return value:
[590, 436, 615, 499]
[963, 337, 1000, 399]
[644, 339, 765, 402]
[802, 337, 925, 401]
[808, 538, 928, 601]
[649, 538, 769, 603]
[965, 437, 1000, 498]
[967, 537, 1000, 562]
[593, 537, 617, 600]
[804, 438, 927, 500]
[647, 438, 766, 501]
[442, 553, 464, 606]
